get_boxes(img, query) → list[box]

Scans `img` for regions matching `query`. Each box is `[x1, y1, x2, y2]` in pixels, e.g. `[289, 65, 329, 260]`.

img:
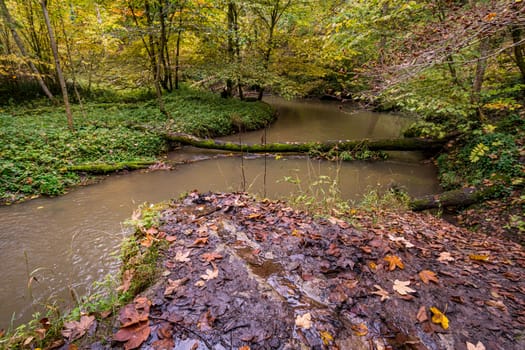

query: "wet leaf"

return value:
[175, 250, 191, 263]
[295, 313, 312, 329]
[200, 264, 219, 281]
[437, 252, 455, 263]
[388, 234, 415, 248]
[393, 280, 416, 295]
[113, 321, 150, 350]
[430, 307, 449, 330]
[384, 255, 404, 271]
[466, 341, 486, 350]
[61, 315, 95, 341]
[164, 277, 189, 296]
[416, 306, 428, 322]
[371, 284, 390, 301]
[152, 338, 175, 350]
[320, 330, 334, 345]
[419, 270, 439, 284]
[197, 310, 215, 332]
[119, 297, 150, 327]
[350, 323, 368, 336]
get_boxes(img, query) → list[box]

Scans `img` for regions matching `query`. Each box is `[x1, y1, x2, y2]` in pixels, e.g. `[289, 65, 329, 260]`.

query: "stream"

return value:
[0, 98, 440, 329]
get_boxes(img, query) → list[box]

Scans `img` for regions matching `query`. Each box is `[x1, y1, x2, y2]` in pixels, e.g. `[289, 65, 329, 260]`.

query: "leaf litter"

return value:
[102, 192, 524, 349]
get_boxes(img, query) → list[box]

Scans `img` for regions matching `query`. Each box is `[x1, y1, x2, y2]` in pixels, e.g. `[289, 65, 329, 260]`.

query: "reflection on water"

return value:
[0, 99, 437, 328]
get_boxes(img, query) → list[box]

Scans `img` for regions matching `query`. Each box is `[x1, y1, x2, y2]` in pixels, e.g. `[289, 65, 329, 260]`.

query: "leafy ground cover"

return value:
[40, 191, 524, 349]
[0, 87, 274, 204]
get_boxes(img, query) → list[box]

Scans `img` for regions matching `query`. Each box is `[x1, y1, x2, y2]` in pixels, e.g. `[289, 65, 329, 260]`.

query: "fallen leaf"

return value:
[437, 252, 455, 263]
[384, 255, 404, 271]
[320, 330, 334, 345]
[388, 234, 415, 248]
[295, 313, 312, 329]
[152, 338, 175, 350]
[113, 321, 150, 350]
[165, 235, 177, 243]
[485, 299, 507, 312]
[197, 310, 215, 332]
[200, 264, 219, 281]
[61, 315, 95, 341]
[469, 254, 490, 262]
[239, 346, 251, 350]
[429, 307, 449, 330]
[419, 270, 439, 284]
[416, 306, 428, 322]
[140, 234, 155, 247]
[200, 252, 223, 263]
[194, 280, 206, 287]
[164, 277, 189, 296]
[175, 250, 191, 263]
[371, 284, 390, 301]
[351, 323, 368, 336]
[117, 269, 135, 293]
[191, 237, 209, 246]
[466, 341, 486, 350]
[393, 280, 416, 296]
[119, 297, 150, 328]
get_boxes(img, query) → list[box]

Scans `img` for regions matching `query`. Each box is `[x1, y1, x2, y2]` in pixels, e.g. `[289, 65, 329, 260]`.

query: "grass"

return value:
[0, 86, 274, 204]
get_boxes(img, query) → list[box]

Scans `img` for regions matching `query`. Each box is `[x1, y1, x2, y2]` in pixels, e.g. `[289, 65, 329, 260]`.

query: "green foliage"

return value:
[308, 145, 388, 161]
[357, 188, 411, 212]
[0, 87, 274, 204]
[403, 121, 447, 139]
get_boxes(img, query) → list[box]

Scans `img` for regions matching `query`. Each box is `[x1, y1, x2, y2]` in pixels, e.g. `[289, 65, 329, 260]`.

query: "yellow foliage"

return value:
[430, 307, 449, 330]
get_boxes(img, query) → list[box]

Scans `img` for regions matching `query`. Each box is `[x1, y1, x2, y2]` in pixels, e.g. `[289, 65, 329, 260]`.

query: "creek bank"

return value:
[84, 192, 524, 350]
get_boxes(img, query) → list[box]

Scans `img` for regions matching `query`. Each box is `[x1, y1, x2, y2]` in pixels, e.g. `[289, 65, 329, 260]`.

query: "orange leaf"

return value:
[200, 252, 223, 263]
[384, 255, 404, 271]
[320, 330, 334, 345]
[416, 306, 428, 322]
[113, 321, 150, 350]
[419, 270, 439, 284]
[469, 254, 490, 262]
[350, 323, 368, 336]
[191, 237, 209, 246]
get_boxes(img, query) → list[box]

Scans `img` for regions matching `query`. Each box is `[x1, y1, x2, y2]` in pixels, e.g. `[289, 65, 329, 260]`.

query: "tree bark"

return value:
[471, 37, 490, 118]
[165, 133, 447, 153]
[511, 25, 525, 84]
[410, 186, 497, 211]
[0, 0, 55, 102]
[40, 0, 73, 129]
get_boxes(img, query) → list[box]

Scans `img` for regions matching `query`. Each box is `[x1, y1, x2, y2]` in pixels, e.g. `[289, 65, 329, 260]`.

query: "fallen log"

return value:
[64, 160, 156, 174]
[165, 132, 446, 153]
[410, 186, 497, 211]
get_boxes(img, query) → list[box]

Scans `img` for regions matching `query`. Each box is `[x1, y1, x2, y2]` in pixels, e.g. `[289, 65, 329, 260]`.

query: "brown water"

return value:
[0, 98, 440, 329]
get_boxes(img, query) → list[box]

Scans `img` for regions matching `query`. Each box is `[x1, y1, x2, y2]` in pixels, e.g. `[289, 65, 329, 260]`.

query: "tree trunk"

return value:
[471, 37, 490, 118]
[174, 3, 183, 90]
[165, 133, 447, 153]
[40, 0, 73, 130]
[0, 0, 55, 102]
[511, 26, 525, 84]
[410, 186, 497, 211]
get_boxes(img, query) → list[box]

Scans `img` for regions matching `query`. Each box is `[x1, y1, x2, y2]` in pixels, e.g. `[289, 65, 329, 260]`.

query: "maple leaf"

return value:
[200, 263, 219, 281]
[388, 234, 415, 248]
[429, 307, 449, 330]
[119, 297, 150, 328]
[437, 252, 455, 263]
[384, 255, 404, 271]
[371, 284, 390, 301]
[419, 270, 439, 284]
[113, 321, 150, 350]
[466, 341, 486, 350]
[191, 237, 209, 246]
[295, 313, 312, 329]
[175, 250, 191, 263]
[164, 277, 189, 296]
[320, 330, 334, 345]
[393, 280, 416, 295]
[117, 269, 135, 293]
[61, 315, 95, 341]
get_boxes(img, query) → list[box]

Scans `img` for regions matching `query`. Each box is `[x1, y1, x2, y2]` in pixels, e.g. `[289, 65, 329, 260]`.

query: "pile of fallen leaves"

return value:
[86, 192, 524, 349]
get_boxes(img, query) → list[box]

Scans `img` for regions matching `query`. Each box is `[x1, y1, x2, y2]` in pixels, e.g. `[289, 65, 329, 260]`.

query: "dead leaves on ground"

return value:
[419, 270, 439, 284]
[384, 255, 404, 271]
[113, 296, 152, 349]
[429, 306, 449, 330]
[295, 313, 312, 329]
[393, 280, 416, 296]
[61, 315, 95, 342]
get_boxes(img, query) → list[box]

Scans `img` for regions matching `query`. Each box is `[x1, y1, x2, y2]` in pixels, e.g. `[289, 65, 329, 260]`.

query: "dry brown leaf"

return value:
[119, 297, 150, 328]
[200, 263, 219, 281]
[419, 270, 439, 284]
[140, 234, 155, 247]
[437, 252, 455, 263]
[200, 252, 223, 263]
[197, 310, 215, 332]
[466, 341, 486, 350]
[164, 277, 189, 296]
[384, 255, 404, 271]
[371, 284, 390, 301]
[113, 321, 150, 350]
[416, 306, 428, 322]
[485, 299, 507, 312]
[239, 346, 251, 350]
[295, 313, 312, 329]
[393, 280, 416, 295]
[61, 315, 95, 341]
[388, 234, 415, 248]
[191, 237, 209, 246]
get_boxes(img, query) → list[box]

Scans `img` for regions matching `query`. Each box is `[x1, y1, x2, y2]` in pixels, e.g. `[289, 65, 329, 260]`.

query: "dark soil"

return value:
[96, 192, 525, 350]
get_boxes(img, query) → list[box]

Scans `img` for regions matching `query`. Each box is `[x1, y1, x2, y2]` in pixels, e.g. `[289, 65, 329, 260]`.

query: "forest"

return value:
[0, 0, 524, 349]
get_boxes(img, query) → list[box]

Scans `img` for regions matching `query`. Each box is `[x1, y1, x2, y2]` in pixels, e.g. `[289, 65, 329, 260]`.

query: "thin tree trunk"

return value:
[471, 37, 490, 118]
[511, 26, 525, 84]
[40, 0, 73, 129]
[174, 3, 183, 90]
[0, 0, 55, 102]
